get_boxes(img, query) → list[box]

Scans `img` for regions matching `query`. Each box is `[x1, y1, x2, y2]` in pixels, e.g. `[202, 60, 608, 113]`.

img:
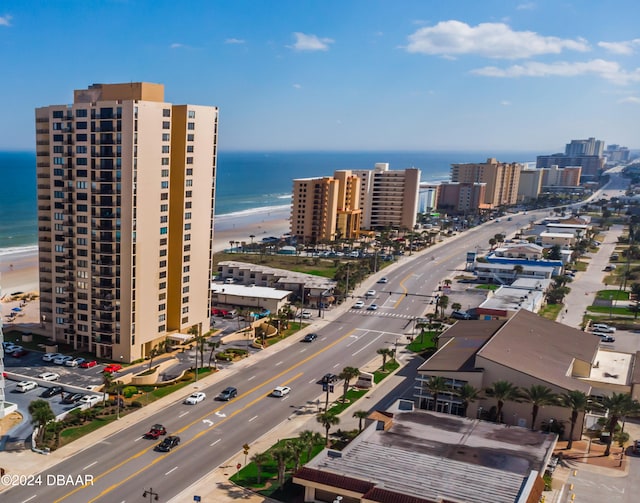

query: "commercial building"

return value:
[36, 82, 218, 362]
[450, 158, 522, 208]
[294, 400, 553, 503]
[210, 284, 291, 314]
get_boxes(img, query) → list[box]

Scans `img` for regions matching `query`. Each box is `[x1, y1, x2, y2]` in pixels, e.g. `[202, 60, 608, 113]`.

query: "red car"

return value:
[11, 349, 29, 358]
[103, 364, 122, 373]
[79, 360, 98, 368]
[143, 424, 167, 439]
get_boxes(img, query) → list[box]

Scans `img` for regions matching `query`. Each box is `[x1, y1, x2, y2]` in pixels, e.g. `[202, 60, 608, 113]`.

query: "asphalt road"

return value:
[0, 207, 573, 503]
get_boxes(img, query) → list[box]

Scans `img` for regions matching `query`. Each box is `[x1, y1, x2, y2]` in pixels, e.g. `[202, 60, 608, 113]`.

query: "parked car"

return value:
[367, 304, 378, 311]
[353, 301, 365, 309]
[155, 435, 180, 452]
[79, 395, 101, 407]
[38, 372, 60, 381]
[217, 387, 238, 401]
[452, 311, 472, 320]
[271, 386, 291, 397]
[596, 334, 616, 343]
[301, 310, 312, 319]
[11, 348, 29, 358]
[66, 357, 86, 367]
[42, 352, 62, 362]
[302, 333, 318, 342]
[144, 424, 167, 439]
[592, 323, 616, 333]
[103, 364, 122, 373]
[16, 381, 38, 392]
[79, 360, 98, 368]
[40, 385, 64, 398]
[634, 439, 640, 454]
[184, 392, 206, 405]
[377, 277, 388, 284]
[61, 392, 84, 404]
[53, 355, 73, 365]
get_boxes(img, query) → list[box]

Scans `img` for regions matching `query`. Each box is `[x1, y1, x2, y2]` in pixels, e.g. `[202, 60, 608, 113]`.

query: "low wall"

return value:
[130, 358, 178, 386]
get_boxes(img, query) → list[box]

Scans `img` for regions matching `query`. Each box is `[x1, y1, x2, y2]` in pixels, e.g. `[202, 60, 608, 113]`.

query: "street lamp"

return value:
[142, 487, 159, 501]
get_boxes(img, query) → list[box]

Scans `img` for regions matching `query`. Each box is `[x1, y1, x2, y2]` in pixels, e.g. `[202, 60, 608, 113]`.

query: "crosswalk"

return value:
[348, 309, 415, 320]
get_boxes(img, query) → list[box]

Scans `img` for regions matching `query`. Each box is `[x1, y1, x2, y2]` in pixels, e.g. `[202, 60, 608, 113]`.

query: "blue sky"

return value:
[1, 0, 639, 152]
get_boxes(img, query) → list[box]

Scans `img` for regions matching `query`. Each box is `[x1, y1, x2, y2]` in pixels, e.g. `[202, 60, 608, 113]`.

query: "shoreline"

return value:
[0, 209, 291, 297]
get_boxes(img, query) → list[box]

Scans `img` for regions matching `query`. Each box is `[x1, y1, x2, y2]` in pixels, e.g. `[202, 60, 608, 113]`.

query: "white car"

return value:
[366, 290, 376, 297]
[592, 324, 615, 333]
[301, 310, 312, 319]
[42, 352, 62, 362]
[65, 357, 86, 367]
[271, 386, 291, 397]
[184, 392, 206, 405]
[79, 395, 101, 407]
[353, 301, 365, 309]
[367, 304, 378, 311]
[377, 277, 388, 284]
[38, 372, 60, 381]
[53, 355, 73, 365]
[16, 381, 38, 392]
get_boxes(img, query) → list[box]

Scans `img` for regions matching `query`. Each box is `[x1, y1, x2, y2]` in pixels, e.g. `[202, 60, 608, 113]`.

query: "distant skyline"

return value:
[1, 0, 639, 152]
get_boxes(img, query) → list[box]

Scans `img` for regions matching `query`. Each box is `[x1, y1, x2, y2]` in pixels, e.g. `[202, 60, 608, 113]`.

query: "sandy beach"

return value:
[0, 209, 291, 320]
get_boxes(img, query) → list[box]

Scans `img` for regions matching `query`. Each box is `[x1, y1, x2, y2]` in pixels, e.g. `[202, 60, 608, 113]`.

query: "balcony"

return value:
[93, 335, 114, 344]
[94, 292, 114, 301]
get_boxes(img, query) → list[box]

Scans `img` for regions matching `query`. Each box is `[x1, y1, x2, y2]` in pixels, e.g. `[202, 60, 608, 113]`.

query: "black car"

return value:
[302, 333, 318, 343]
[451, 310, 471, 320]
[217, 387, 238, 401]
[61, 392, 84, 404]
[41, 386, 64, 398]
[155, 435, 180, 452]
[321, 373, 338, 384]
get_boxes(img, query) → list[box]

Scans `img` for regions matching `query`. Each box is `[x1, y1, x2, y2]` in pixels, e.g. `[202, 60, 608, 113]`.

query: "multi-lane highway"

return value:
[0, 208, 571, 503]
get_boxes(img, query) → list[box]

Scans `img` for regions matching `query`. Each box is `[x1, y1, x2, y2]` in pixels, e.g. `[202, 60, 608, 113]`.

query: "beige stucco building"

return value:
[291, 176, 340, 243]
[437, 181, 488, 213]
[451, 158, 522, 208]
[517, 168, 543, 202]
[35, 82, 218, 362]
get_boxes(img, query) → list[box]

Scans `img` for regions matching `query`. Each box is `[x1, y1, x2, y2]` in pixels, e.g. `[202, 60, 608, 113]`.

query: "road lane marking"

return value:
[352, 332, 384, 355]
[56, 327, 356, 503]
[275, 361, 283, 366]
[248, 415, 258, 422]
[247, 375, 256, 381]
[165, 467, 178, 476]
[393, 273, 412, 308]
[308, 379, 316, 384]
[210, 439, 221, 447]
[134, 437, 142, 442]
[21, 496, 37, 503]
[202, 419, 214, 426]
[83, 461, 98, 470]
[178, 411, 189, 418]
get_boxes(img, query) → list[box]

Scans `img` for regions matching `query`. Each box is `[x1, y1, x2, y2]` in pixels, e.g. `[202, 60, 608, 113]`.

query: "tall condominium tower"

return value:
[565, 137, 604, 157]
[35, 83, 218, 362]
[450, 158, 522, 209]
[291, 176, 340, 243]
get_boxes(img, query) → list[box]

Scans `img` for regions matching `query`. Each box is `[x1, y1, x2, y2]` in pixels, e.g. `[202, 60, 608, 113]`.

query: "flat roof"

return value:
[476, 263, 555, 272]
[587, 349, 633, 386]
[479, 287, 543, 312]
[210, 283, 291, 300]
[300, 407, 554, 503]
[219, 260, 336, 289]
[511, 278, 552, 290]
[540, 232, 575, 238]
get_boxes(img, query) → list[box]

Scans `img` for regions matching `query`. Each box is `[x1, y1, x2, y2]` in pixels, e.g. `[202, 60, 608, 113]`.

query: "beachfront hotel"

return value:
[35, 82, 218, 362]
[450, 158, 522, 209]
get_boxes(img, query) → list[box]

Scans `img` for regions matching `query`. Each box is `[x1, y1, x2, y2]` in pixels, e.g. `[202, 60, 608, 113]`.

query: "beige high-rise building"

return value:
[35, 82, 218, 362]
[333, 170, 362, 240]
[291, 177, 339, 243]
[518, 169, 543, 202]
[451, 158, 522, 208]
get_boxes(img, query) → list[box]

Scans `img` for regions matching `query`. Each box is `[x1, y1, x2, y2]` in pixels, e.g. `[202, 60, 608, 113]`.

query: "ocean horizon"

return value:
[0, 149, 540, 254]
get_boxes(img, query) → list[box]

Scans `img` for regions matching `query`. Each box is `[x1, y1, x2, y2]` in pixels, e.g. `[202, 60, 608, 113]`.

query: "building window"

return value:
[184, 244, 191, 252]
[186, 179, 193, 187]
[185, 212, 191, 219]
[160, 227, 168, 235]
[160, 204, 168, 212]
[159, 303, 166, 311]
[184, 234, 191, 241]
[183, 275, 190, 283]
[76, 121, 87, 130]
[185, 190, 192, 198]
[161, 181, 169, 189]
[159, 282, 166, 289]
[52, 111, 64, 119]
[184, 255, 190, 262]
[184, 223, 191, 230]
[186, 157, 193, 164]
[76, 145, 87, 154]
[158, 325, 165, 332]
[182, 306, 189, 314]
[182, 296, 189, 303]
[162, 145, 169, 153]
[182, 286, 189, 293]
[162, 133, 170, 141]
[161, 158, 169, 165]
[158, 314, 166, 322]
[185, 201, 192, 209]
[163, 108, 171, 117]
[186, 168, 193, 175]
[76, 133, 87, 141]
[188, 110, 196, 118]
[187, 134, 194, 141]
[187, 122, 195, 130]
[161, 193, 168, 200]
[161, 169, 169, 177]
[159, 248, 167, 257]
[162, 121, 170, 129]
[183, 265, 190, 273]
[187, 145, 194, 153]
[159, 260, 167, 268]
[76, 109, 87, 118]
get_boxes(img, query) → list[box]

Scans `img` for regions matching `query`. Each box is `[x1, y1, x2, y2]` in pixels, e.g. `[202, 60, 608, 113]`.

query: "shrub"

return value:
[131, 401, 143, 408]
[122, 386, 138, 398]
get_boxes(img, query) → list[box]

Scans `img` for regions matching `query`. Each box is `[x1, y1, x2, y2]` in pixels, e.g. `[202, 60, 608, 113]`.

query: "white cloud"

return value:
[170, 43, 185, 49]
[500, 100, 511, 106]
[290, 32, 334, 51]
[405, 20, 589, 59]
[517, 2, 536, 10]
[0, 14, 12, 26]
[471, 59, 640, 85]
[292, 83, 302, 89]
[225, 38, 245, 45]
[619, 96, 640, 104]
[598, 39, 640, 55]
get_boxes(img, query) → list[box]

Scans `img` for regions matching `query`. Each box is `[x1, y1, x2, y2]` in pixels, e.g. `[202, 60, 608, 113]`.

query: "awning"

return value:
[167, 333, 192, 343]
[12, 307, 22, 312]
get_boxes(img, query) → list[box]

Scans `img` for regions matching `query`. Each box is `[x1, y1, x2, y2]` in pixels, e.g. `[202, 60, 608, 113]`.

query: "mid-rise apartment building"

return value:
[565, 137, 604, 157]
[541, 165, 582, 187]
[450, 158, 522, 208]
[437, 182, 487, 213]
[35, 82, 218, 362]
[291, 177, 339, 243]
[517, 168, 543, 202]
[333, 170, 362, 239]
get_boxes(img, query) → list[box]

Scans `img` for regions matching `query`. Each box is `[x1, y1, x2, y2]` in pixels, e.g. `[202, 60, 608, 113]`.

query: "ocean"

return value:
[0, 149, 539, 255]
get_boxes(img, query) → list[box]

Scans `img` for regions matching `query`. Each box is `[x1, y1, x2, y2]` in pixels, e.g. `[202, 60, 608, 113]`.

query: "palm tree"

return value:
[377, 348, 393, 372]
[270, 444, 292, 487]
[251, 451, 271, 485]
[29, 399, 55, 447]
[437, 295, 449, 318]
[513, 264, 524, 278]
[451, 302, 462, 313]
[288, 438, 306, 472]
[353, 410, 369, 432]
[520, 385, 558, 430]
[485, 380, 520, 423]
[298, 430, 323, 463]
[560, 390, 590, 449]
[455, 384, 480, 418]
[339, 366, 360, 402]
[316, 411, 340, 447]
[601, 392, 638, 456]
[425, 376, 448, 412]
